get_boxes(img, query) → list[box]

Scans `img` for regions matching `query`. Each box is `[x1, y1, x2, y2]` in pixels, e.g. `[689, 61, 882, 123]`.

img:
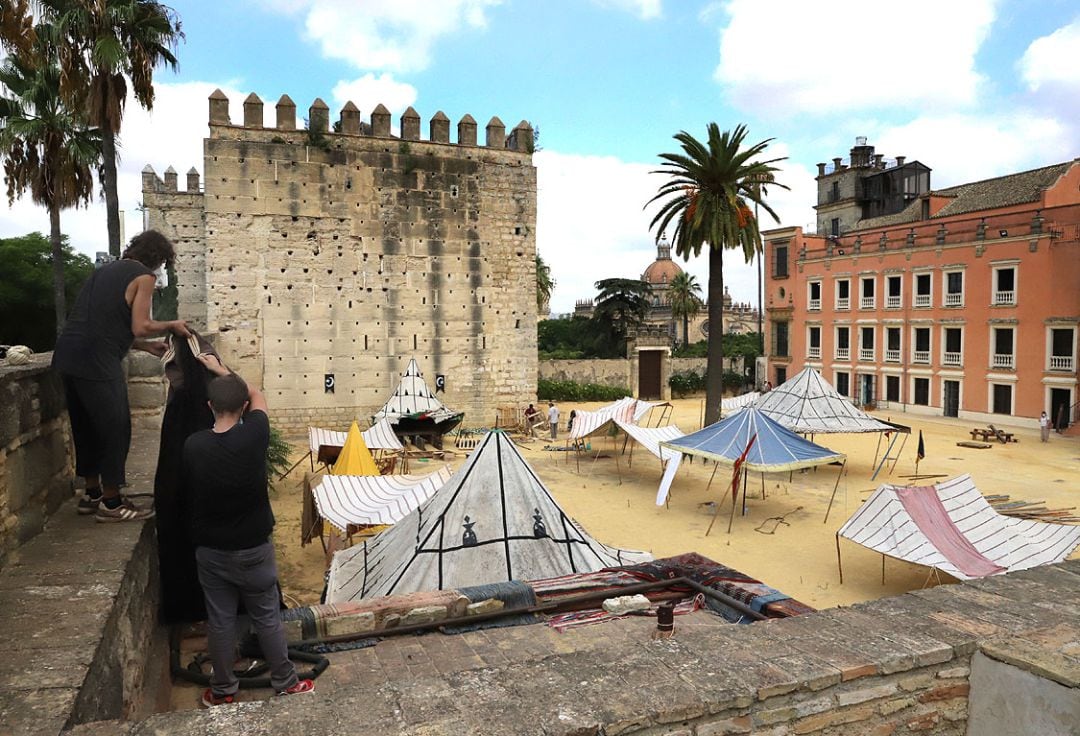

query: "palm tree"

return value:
[0, 29, 101, 333]
[0, 0, 35, 55]
[648, 123, 785, 425]
[668, 271, 702, 347]
[43, 0, 183, 256]
[536, 253, 555, 313]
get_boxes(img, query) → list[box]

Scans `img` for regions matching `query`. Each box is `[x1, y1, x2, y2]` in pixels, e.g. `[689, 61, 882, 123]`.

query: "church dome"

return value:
[642, 236, 683, 286]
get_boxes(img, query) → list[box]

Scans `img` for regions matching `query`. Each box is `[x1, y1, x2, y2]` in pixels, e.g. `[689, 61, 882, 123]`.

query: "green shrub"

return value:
[669, 369, 705, 397]
[537, 378, 631, 402]
[266, 424, 292, 485]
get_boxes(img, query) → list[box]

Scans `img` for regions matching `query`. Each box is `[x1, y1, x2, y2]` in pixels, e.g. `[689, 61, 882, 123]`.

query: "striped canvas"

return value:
[614, 421, 685, 464]
[308, 419, 404, 455]
[837, 474, 1080, 580]
[312, 465, 454, 531]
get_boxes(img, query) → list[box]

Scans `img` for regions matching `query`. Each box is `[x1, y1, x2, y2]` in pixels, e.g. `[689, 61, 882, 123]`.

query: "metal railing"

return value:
[994, 291, 1015, 306]
[836, 347, 850, 361]
[885, 349, 900, 363]
[914, 294, 931, 308]
[836, 297, 850, 310]
[944, 293, 963, 307]
[1049, 355, 1075, 372]
[992, 353, 1015, 370]
[943, 352, 962, 367]
[913, 350, 930, 364]
[859, 348, 874, 361]
[885, 296, 901, 309]
[860, 297, 875, 310]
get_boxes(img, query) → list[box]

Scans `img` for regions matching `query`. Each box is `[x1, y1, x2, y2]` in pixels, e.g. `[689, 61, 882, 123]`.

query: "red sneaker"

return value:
[201, 688, 237, 707]
[277, 679, 315, 697]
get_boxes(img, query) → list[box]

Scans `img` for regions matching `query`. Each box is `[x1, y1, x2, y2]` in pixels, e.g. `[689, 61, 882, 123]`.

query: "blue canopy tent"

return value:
[657, 407, 847, 533]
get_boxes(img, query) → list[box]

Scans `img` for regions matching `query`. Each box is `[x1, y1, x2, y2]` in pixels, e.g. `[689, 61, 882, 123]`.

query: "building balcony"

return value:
[914, 294, 931, 308]
[808, 298, 821, 311]
[992, 353, 1015, 370]
[860, 297, 876, 310]
[836, 347, 850, 361]
[1049, 355, 1075, 372]
[943, 352, 962, 367]
[808, 346, 821, 359]
[859, 348, 874, 361]
[836, 297, 850, 310]
[885, 349, 900, 363]
[944, 293, 963, 307]
[885, 296, 901, 309]
[913, 350, 930, 364]
[993, 291, 1015, 306]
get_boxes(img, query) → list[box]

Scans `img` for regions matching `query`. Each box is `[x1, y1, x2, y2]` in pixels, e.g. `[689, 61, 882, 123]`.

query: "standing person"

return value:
[52, 230, 189, 522]
[547, 401, 560, 441]
[523, 403, 538, 438]
[184, 357, 314, 707]
[1039, 411, 1051, 442]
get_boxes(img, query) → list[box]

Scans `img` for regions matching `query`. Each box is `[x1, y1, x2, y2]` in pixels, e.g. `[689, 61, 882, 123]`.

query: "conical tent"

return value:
[373, 358, 461, 425]
[754, 367, 895, 433]
[326, 430, 651, 602]
[661, 407, 844, 473]
[332, 421, 379, 476]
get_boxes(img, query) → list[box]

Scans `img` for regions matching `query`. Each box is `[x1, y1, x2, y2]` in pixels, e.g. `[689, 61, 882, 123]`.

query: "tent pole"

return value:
[282, 450, 312, 480]
[881, 554, 886, 585]
[823, 459, 846, 524]
[836, 533, 843, 584]
[889, 434, 909, 475]
[871, 432, 899, 481]
[761, 471, 765, 500]
[726, 478, 740, 534]
[705, 462, 719, 493]
[872, 432, 882, 469]
[742, 467, 748, 516]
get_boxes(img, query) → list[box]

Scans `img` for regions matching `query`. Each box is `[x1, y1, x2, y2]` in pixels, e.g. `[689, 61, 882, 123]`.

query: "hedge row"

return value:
[668, 369, 748, 397]
[537, 378, 631, 402]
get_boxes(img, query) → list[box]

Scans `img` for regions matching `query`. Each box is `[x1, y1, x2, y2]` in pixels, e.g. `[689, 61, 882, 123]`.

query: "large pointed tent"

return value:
[754, 367, 898, 434]
[326, 430, 651, 602]
[332, 422, 379, 476]
[374, 358, 464, 436]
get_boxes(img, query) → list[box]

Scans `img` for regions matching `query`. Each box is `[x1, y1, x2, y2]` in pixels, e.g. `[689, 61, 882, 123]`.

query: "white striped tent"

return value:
[614, 421, 684, 465]
[837, 474, 1080, 582]
[307, 419, 404, 463]
[312, 465, 454, 532]
[721, 392, 760, 416]
[374, 358, 459, 425]
[567, 397, 667, 442]
[754, 367, 895, 434]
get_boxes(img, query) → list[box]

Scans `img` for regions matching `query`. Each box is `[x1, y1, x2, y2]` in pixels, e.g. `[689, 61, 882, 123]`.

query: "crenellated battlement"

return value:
[208, 89, 535, 153]
[141, 164, 202, 194]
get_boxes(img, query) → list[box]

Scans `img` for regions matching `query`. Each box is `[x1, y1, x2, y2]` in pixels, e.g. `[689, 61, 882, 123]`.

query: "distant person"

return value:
[762, 381, 773, 393]
[548, 401, 560, 441]
[1039, 411, 1050, 442]
[568, 409, 577, 433]
[53, 230, 190, 522]
[183, 358, 314, 707]
[524, 403, 538, 437]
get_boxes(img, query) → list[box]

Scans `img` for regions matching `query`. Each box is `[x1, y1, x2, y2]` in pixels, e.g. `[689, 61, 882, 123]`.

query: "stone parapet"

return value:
[0, 353, 73, 567]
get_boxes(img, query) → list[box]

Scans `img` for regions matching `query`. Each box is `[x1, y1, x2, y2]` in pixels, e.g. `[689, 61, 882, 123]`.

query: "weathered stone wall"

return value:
[539, 357, 717, 388]
[143, 92, 538, 430]
[0, 354, 73, 568]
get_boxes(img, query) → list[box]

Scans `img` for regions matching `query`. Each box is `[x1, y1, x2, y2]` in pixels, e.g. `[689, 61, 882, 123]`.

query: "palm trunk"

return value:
[704, 246, 725, 425]
[50, 203, 66, 336]
[102, 127, 122, 256]
[682, 313, 689, 348]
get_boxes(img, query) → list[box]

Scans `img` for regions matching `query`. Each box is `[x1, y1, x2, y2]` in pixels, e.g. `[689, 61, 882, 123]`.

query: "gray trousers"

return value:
[195, 541, 298, 695]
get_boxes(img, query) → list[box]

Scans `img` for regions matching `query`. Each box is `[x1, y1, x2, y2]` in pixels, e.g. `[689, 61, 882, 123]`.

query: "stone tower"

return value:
[143, 90, 538, 431]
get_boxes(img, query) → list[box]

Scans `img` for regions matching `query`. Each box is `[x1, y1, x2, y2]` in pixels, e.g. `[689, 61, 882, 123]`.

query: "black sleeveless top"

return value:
[52, 259, 153, 380]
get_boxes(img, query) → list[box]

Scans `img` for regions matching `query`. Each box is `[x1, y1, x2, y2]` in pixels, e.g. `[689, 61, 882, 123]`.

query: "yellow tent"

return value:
[332, 421, 379, 476]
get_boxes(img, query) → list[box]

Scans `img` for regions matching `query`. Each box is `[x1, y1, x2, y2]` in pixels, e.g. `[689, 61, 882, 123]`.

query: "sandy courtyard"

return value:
[270, 398, 1079, 611]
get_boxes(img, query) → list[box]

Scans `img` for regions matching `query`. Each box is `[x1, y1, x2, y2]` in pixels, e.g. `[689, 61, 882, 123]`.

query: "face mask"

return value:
[154, 262, 169, 289]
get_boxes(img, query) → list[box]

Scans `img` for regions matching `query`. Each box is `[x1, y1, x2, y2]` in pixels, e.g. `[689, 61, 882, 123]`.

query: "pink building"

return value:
[764, 143, 1080, 430]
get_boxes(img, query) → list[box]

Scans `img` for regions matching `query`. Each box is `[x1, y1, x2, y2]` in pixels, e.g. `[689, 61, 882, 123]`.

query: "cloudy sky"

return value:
[3, 0, 1078, 313]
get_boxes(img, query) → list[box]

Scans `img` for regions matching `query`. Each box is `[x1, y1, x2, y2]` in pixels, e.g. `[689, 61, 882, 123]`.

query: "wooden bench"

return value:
[970, 428, 995, 441]
[972, 426, 1017, 443]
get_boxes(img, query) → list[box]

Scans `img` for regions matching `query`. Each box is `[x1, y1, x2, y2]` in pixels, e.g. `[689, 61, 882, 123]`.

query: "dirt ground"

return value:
[270, 399, 1080, 611]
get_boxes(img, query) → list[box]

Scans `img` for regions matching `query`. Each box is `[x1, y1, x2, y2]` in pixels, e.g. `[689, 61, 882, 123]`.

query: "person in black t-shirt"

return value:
[183, 359, 314, 707]
[53, 230, 190, 522]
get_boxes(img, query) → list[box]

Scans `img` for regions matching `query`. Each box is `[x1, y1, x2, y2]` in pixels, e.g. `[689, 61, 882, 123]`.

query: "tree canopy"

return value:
[0, 232, 93, 350]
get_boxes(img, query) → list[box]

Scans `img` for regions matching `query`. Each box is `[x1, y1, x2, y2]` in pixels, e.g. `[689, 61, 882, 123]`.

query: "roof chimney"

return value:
[896, 156, 906, 167]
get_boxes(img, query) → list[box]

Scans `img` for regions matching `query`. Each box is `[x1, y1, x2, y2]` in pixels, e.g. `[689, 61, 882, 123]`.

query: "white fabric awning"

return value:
[721, 392, 760, 415]
[754, 367, 896, 434]
[312, 465, 454, 531]
[837, 474, 1080, 580]
[614, 421, 684, 463]
[308, 419, 404, 455]
[568, 397, 662, 440]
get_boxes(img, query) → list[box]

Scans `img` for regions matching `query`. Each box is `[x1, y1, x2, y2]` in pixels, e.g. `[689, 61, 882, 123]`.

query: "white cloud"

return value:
[872, 112, 1074, 188]
[593, 0, 662, 20]
[713, 0, 996, 115]
[332, 73, 418, 116]
[1019, 17, 1080, 91]
[257, 0, 501, 73]
[535, 148, 816, 314]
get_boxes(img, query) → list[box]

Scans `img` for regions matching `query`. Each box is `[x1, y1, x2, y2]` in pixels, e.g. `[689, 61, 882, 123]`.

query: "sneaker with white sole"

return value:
[276, 679, 315, 697]
[94, 497, 155, 523]
[77, 491, 103, 515]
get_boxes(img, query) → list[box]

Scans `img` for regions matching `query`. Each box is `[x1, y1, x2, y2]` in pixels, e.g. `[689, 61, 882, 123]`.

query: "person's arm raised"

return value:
[130, 275, 190, 338]
[247, 385, 269, 415]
